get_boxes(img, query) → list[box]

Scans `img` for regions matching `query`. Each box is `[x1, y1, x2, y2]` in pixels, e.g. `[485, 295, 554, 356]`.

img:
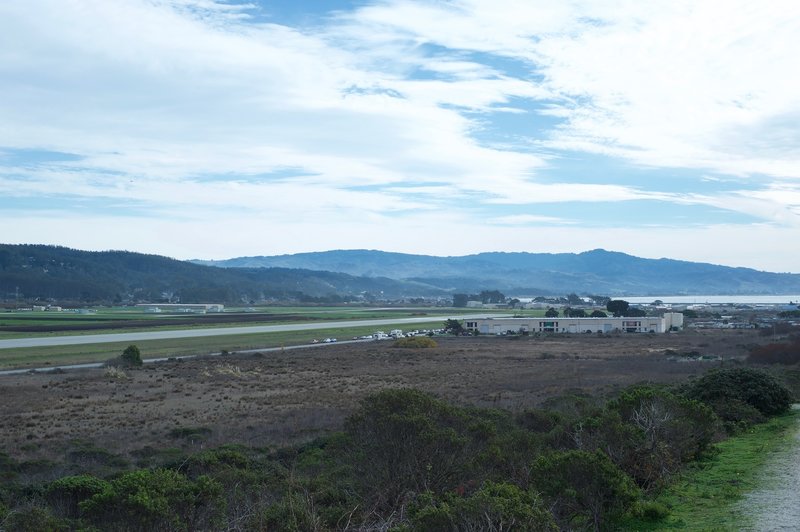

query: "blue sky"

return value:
[1, 0, 799, 272]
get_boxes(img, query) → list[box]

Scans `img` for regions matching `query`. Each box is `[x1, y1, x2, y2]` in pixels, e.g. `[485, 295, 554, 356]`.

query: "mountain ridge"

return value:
[1, 244, 799, 305]
[193, 248, 800, 296]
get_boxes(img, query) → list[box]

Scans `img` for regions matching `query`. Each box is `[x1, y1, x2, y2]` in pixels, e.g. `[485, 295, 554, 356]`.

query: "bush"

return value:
[634, 500, 670, 521]
[393, 336, 438, 348]
[342, 389, 477, 513]
[45, 474, 110, 518]
[79, 468, 224, 531]
[682, 367, 792, 417]
[120, 344, 143, 367]
[533, 450, 640, 530]
[705, 398, 765, 433]
[410, 482, 558, 531]
[1, 505, 67, 532]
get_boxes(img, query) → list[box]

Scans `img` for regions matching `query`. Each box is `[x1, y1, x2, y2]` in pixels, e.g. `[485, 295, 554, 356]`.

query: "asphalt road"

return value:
[0, 314, 505, 350]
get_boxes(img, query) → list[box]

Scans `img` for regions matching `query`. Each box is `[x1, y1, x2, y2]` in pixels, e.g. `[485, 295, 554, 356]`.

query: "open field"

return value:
[0, 320, 450, 368]
[0, 328, 772, 464]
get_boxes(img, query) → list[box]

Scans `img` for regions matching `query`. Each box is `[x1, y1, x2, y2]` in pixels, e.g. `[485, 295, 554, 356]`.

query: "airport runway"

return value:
[0, 314, 505, 349]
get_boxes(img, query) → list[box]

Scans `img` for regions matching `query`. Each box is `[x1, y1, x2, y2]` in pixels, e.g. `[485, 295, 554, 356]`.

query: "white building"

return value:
[465, 312, 683, 335]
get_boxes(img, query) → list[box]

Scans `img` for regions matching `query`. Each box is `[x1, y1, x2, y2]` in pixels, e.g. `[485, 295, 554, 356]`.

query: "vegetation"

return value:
[0, 244, 449, 304]
[748, 335, 800, 365]
[683, 367, 792, 418]
[606, 299, 630, 317]
[120, 344, 143, 367]
[617, 410, 799, 530]
[0, 367, 792, 531]
[442, 318, 464, 335]
[452, 290, 506, 307]
[392, 336, 437, 348]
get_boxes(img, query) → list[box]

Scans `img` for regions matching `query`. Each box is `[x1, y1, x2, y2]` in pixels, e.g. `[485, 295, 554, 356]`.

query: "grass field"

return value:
[0, 319, 454, 369]
[0, 305, 523, 339]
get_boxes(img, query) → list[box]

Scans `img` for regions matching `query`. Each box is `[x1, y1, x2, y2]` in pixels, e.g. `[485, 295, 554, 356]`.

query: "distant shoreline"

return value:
[621, 295, 800, 305]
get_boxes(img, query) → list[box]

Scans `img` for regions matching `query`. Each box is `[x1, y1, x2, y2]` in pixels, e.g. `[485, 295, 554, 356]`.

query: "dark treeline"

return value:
[0, 244, 444, 304]
[0, 367, 792, 531]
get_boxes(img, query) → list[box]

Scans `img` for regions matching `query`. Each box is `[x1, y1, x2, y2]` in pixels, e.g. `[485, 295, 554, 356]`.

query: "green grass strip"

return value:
[0, 320, 449, 369]
[619, 409, 799, 530]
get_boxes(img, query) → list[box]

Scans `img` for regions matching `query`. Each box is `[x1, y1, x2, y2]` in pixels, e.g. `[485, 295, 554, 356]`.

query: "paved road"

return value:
[0, 314, 505, 350]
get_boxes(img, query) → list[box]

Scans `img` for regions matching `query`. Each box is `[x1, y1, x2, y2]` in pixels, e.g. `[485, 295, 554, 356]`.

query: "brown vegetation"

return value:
[0, 329, 765, 463]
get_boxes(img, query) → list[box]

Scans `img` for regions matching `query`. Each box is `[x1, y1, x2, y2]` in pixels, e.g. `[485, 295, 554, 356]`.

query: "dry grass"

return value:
[0, 329, 769, 461]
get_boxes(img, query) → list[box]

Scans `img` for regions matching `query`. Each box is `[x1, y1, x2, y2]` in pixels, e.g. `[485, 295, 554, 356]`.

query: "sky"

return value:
[1, 0, 799, 272]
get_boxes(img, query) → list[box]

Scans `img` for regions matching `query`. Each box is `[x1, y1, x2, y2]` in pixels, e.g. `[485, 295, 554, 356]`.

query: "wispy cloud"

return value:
[1, 0, 799, 270]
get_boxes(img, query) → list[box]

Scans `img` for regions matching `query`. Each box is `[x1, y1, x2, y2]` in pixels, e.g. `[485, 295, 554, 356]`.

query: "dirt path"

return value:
[739, 406, 800, 531]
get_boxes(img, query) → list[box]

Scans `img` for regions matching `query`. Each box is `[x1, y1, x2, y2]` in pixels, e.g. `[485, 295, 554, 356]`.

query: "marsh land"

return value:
[0, 329, 765, 459]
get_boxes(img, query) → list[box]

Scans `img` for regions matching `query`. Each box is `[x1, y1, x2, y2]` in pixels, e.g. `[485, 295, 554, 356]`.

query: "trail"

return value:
[739, 406, 800, 531]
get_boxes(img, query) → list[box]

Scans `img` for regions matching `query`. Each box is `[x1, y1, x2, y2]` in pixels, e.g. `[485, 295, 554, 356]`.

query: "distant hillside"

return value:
[0, 245, 447, 304]
[195, 249, 800, 296]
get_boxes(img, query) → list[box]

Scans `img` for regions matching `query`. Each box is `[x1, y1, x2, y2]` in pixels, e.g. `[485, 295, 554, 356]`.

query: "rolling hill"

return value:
[195, 249, 800, 296]
[0, 244, 445, 304]
[2, 244, 799, 305]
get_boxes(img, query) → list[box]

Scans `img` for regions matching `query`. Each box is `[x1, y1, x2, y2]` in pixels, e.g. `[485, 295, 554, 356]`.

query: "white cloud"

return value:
[346, 0, 800, 179]
[1, 0, 799, 270]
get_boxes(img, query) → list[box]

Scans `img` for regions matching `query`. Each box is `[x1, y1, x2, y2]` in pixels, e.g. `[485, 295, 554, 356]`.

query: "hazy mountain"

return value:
[0, 244, 447, 304]
[3, 244, 798, 306]
[195, 249, 800, 296]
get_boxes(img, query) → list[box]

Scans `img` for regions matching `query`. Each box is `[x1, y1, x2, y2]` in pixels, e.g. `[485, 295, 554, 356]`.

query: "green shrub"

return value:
[65, 442, 128, 469]
[0, 451, 18, 482]
[342, 389, 475, 512]
[634, 500, 670, 521]
[45, 474, 110, 518]
[121, 344, 143, 366]
[410, 482, 558, 531]
[252, 492, 323, 532]
[533, 450, 640, 530]
[2, 505, 67, 532]
[79, 468, 224, 531]
[393, 336, 438, 348]
[682, 367, 792, 417]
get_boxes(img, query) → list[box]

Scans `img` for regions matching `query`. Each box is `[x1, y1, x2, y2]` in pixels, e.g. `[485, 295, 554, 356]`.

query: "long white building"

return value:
[465, 313, 684, 335]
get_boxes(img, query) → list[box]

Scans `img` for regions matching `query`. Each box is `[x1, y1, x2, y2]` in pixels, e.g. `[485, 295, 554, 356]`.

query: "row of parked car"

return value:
[310, 328, 446, 344]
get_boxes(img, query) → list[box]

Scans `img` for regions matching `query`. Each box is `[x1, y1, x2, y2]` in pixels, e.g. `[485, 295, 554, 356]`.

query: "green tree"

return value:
[121, 344, 143, 367]
[567, 293, 583, 305]
[606, 300, 630, 317]
[544, 307, 559, 318]
[479, 290, 506, 304]
[452, 293, 469, 308]
[443, 319, 464, 335]
[590, 310, 607, 318]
